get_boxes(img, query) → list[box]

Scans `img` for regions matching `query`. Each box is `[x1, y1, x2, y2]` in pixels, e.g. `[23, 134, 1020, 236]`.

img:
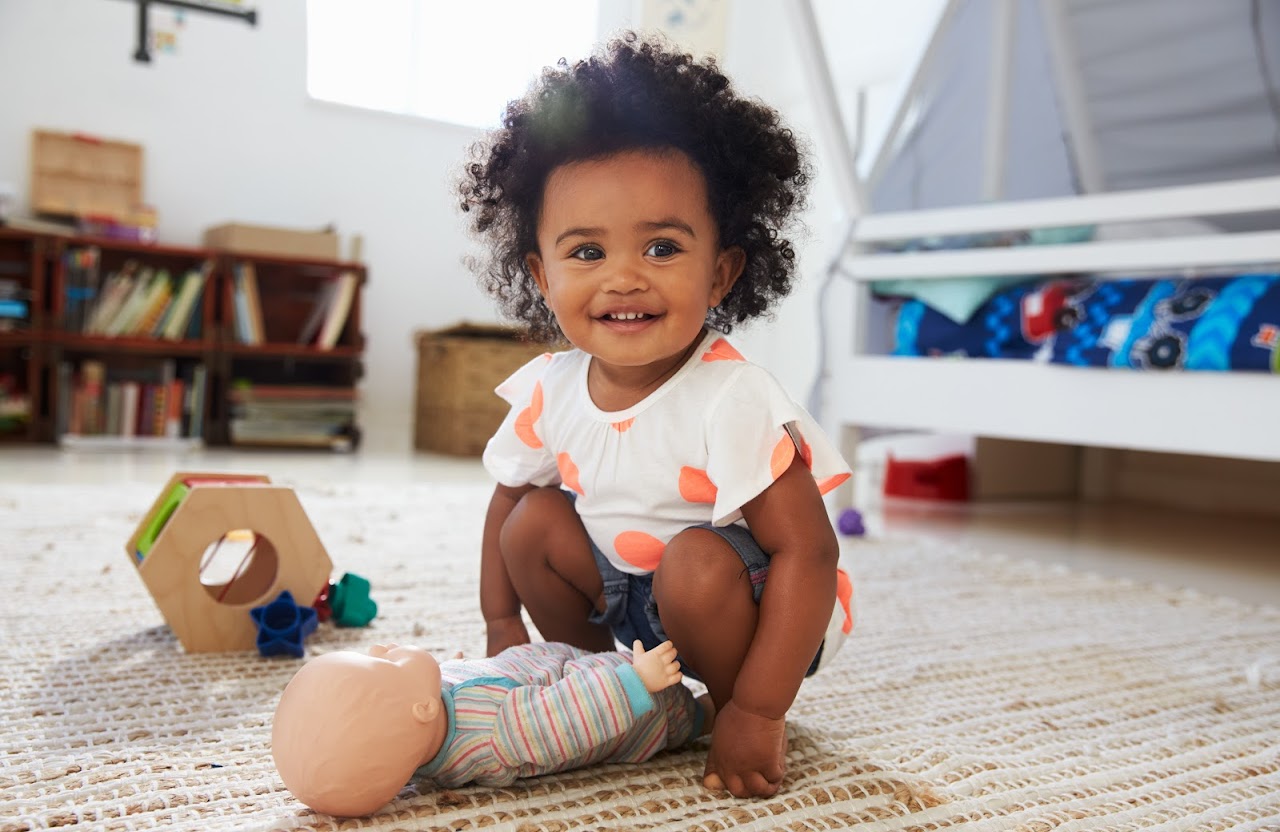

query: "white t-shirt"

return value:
[483, 329, 852, 576]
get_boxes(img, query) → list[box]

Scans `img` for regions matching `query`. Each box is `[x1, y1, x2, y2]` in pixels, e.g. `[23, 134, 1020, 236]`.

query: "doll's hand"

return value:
[631, 639, 683, 693]
[703, 701, 786, 798]
[485, 615, 530, 657]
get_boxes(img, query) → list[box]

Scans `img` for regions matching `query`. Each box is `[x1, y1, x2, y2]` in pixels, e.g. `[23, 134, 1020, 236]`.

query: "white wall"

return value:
[0, 0, 940, 448]
[0, 0, 494, 444]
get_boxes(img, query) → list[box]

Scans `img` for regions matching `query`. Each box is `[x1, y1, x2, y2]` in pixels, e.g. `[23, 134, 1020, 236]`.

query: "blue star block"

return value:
[250, 590, 318, 658]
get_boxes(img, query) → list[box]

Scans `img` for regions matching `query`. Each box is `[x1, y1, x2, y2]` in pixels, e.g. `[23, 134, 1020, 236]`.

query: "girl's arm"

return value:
[735, 456, 840, 718]
[481, 482, 536, 656]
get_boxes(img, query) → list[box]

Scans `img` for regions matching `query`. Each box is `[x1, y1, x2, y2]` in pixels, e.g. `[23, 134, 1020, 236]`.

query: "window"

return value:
[306, 0, 601, 129]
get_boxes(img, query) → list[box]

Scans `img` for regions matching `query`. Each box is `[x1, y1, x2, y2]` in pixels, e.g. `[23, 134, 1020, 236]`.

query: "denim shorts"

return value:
[564, 491, 823, 680]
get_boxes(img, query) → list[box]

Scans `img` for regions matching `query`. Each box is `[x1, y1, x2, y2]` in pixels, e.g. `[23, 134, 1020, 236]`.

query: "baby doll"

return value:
[459, 33, 856, 798]
[272, 640, 711, 817]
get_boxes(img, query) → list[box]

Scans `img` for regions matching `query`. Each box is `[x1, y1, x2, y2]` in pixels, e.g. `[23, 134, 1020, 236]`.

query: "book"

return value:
[104, 267, 156, 336]
[80, 361, 106, 434]
[232, 263, 265, 345]
[85, 267, 136, 335]
[316, 271, 357, 349]
[165, 379, 184, 439]
[188, 364, 207, 439]
[121, 381, 140, 438]
[162, 265, 208, 340]
[131, 270, 173, 337]
[185, 290, 204, 341]
[241, 262, 266, 344]
[63, 247, 101, 333]
[297, 278, 337, 345]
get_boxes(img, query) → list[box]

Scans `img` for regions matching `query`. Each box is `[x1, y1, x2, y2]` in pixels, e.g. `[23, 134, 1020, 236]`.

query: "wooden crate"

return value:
[31, 129, 144, 221]
[414, 323, 550, 456]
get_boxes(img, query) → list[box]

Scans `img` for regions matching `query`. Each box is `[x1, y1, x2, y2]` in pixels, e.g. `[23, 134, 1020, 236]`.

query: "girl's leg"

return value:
[653, 528, 787, 797]
[500, 487, 615, 652]
[650, 528, 757, 708]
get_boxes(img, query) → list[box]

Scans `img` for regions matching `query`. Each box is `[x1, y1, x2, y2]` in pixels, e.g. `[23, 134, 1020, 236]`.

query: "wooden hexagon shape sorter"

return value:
[125, 472, 334, 653]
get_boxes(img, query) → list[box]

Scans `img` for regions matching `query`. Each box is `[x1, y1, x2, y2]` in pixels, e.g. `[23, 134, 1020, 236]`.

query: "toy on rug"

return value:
[837, 508, 866, 536]
[125, 472, 375, 654]
[271, 640, 714, 817]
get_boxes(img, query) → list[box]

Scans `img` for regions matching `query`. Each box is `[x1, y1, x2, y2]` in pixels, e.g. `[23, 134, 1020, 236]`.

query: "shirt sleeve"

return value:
[705, 364, 852, 526]
[489, 662, 652, 771]
[482, 353, 560, 488]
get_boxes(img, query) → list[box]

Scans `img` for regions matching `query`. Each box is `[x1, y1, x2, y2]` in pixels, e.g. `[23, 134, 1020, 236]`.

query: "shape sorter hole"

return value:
[199, 529, 279, 605]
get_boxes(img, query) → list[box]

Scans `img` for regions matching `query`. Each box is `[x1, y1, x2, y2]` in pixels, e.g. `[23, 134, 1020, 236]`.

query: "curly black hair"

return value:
[458, 32, 811, 342]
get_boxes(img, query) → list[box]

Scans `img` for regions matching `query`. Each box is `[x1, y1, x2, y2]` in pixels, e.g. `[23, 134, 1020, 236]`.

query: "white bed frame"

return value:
[786, 0, 1280, 484]
[818, 175, 1280, 470]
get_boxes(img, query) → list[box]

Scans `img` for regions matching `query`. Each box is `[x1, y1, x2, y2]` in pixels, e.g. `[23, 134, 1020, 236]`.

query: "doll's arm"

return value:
[481, 483, 536, 656]
[630, 640, 683, 693]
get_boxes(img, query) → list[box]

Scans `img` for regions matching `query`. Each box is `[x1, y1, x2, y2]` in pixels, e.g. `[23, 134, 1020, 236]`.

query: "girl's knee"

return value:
[500, 487, 568, 558]
[653, 528, 750, 609]
[499, 488, 560, 535]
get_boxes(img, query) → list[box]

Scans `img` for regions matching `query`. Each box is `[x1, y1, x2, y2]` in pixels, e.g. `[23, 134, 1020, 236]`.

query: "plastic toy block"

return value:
[251, 591, 318, 658]
[125, 471, 333, 653]
[329, 572, 377, 627]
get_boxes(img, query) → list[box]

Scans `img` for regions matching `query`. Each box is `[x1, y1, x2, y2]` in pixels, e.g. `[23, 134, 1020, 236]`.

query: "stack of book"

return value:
[57, 358, 207, 442]
[228, 382, 356, 451]
[70, 249, 210, 340]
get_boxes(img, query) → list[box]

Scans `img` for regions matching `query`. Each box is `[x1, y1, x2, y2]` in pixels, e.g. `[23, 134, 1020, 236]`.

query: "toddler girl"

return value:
[458, 33, 854, 799]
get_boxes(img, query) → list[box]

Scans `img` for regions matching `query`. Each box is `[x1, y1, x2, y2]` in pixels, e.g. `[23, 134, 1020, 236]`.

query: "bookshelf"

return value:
[218, 253, 364, 451]
[0, 229, 365, 451]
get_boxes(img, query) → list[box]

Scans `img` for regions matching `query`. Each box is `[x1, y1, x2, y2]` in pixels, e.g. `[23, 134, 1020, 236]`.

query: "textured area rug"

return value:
[2, 480, 1279, 831]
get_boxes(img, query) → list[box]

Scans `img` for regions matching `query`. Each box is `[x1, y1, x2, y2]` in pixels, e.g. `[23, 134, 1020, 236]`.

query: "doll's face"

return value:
[526, 148, 744, 384]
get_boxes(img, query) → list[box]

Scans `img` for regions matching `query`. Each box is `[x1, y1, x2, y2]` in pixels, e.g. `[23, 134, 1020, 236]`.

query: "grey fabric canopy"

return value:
[869, 0, 1280, 217]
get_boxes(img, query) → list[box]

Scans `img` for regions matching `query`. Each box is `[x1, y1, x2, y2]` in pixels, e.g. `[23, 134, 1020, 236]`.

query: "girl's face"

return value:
[526, 148, 744, 381]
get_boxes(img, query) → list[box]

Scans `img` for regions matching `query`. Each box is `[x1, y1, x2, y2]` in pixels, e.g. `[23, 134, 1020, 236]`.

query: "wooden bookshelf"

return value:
[0, 229, 365, 450]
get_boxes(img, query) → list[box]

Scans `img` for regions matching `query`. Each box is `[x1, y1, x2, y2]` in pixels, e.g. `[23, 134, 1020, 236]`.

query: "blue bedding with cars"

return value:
[892, 274, 1280, 373]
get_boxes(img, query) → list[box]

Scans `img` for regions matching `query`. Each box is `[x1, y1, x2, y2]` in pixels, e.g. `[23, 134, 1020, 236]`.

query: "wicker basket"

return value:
[413, 323, 550, 456]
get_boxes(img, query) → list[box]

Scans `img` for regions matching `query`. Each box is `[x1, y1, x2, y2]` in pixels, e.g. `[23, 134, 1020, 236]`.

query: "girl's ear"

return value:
[710, 246, 746, 308]
[526, 252, 549, 299]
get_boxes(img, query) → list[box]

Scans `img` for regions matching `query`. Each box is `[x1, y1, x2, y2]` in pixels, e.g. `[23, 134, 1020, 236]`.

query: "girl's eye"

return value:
[646, 241, 681, 258]
[570, 245, 604, 262]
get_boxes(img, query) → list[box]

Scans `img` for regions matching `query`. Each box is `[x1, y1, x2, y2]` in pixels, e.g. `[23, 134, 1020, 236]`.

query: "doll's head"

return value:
[458, 32, 811, 344]
[271, 644, 449, 817]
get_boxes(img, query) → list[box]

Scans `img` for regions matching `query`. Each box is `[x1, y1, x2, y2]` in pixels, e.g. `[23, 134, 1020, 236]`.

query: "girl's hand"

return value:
[703, 700, 786, 798]
[631, 639, 683, 693]
[485, 615, 530, 657]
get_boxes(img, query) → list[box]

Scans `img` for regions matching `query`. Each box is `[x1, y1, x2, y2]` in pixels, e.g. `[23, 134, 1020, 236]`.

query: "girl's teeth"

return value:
[609, 313, 648, 321]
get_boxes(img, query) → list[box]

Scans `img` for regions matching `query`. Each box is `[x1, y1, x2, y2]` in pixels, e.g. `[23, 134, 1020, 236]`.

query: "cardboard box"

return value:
[414, 323, 551, 456]
[204, 222, 340, 261]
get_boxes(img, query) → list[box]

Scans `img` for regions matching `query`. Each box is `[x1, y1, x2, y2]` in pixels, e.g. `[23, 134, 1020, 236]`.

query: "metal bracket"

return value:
[133, 0, 257, 64]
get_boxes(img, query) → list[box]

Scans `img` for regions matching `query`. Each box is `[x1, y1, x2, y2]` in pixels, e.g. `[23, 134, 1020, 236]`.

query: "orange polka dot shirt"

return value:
[483, 330, 852, 576]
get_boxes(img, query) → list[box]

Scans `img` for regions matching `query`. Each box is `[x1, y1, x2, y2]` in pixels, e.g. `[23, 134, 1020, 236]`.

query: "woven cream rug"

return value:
[2, 481, 1279, 832]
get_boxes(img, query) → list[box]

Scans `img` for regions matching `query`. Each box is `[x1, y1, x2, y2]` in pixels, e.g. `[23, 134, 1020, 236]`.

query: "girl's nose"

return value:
[601, 256, 648, 292]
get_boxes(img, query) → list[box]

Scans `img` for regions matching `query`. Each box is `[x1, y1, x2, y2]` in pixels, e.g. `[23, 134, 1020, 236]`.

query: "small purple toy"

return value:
[837, 508, 865, 537]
